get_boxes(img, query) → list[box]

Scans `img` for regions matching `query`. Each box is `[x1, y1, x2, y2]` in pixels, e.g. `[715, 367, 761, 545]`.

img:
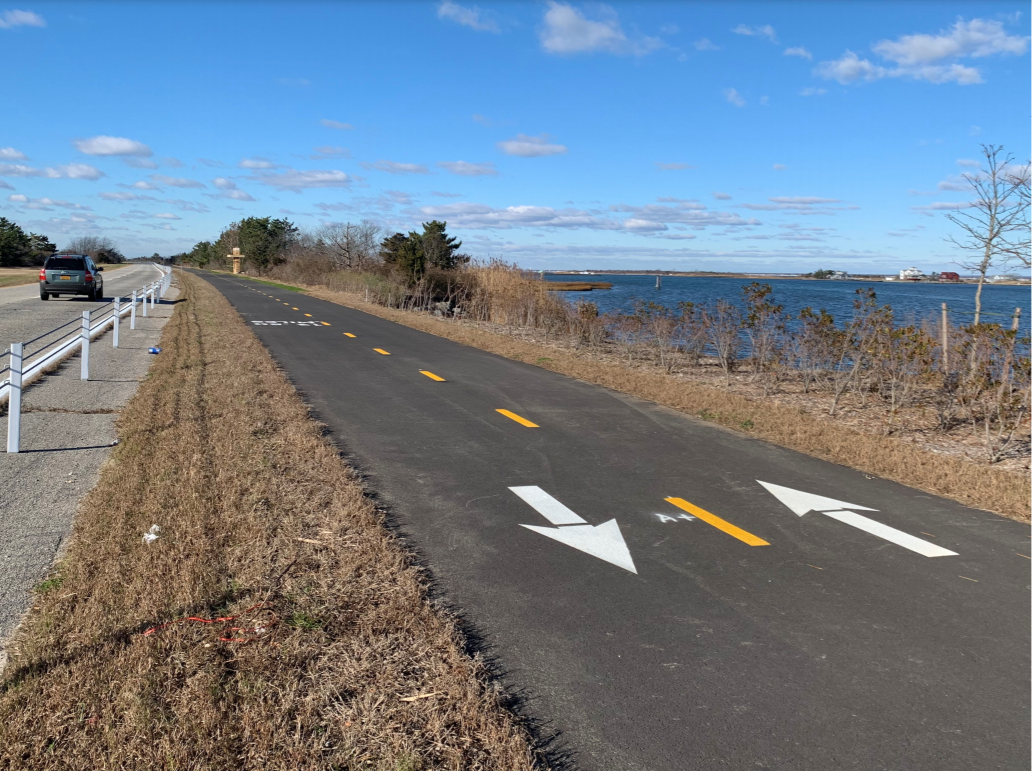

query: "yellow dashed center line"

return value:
[304, 313, 313, 317]
[664, 497, 769, 546]
[321, 322, 331, 326]
[496, 409, 539, 428]
[344, 333, 356, 338]
[292, 306, 299, 310]
[420, 370, 446, 382]
[374, 348, 391, 355]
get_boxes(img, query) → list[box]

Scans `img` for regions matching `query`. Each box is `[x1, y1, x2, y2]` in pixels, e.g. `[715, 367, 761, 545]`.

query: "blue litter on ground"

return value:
[148, 347, 161, 354]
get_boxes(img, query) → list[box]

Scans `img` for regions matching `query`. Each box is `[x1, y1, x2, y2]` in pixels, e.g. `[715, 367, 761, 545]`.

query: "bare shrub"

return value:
[702, 299, 743, 387]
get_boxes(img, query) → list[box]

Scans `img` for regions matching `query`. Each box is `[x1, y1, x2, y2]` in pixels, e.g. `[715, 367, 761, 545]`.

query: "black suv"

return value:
[39, 254, 105, 301]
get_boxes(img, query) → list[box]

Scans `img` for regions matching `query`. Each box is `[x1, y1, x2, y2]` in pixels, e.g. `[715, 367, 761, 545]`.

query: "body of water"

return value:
[545, 275, 1030, 332]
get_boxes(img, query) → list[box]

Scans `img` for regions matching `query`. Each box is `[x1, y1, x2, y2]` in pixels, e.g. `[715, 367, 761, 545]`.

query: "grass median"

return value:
[0, 271, 541, 770]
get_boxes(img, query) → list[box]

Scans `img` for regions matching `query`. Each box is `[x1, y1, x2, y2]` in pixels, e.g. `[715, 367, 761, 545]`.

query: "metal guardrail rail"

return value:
[2, 264, 172, 453]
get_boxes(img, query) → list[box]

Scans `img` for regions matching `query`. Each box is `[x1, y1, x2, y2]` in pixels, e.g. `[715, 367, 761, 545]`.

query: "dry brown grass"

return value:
[0, 272, 542, 770]
[0, 267, 41, 289]
[306, 287, 1030, 523]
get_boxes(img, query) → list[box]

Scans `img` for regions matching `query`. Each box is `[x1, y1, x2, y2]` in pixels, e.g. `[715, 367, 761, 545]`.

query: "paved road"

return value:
[201, 271, 1029, 771]
[0, 263, 162, 355]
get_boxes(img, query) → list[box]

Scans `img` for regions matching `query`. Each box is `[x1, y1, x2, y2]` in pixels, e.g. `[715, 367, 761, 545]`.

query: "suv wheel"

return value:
[40, 289, 49, 301]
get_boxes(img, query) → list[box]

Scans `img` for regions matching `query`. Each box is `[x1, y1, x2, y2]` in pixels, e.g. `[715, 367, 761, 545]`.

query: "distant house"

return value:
[828, 270, 849, 280]
[899, 267, 925, 281]
[939, 271, 960, 282]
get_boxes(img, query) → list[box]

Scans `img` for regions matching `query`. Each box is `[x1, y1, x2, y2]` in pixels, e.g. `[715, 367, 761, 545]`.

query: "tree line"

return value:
[0, 218, 125, 267]
[177, 216, 468, 280]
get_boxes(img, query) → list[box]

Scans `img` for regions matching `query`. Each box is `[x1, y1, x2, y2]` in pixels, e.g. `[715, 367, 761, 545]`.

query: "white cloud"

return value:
[310, 145, 351, 159]
[153, 212, 181, 220]
[437, 1, 499, 33]
[320, 119, 353, 130]
[769, 196, 840, 204]
[0, 162, 104, 180]
[772, 164, 787, 170]
[75, 136, 152, 157]
[784, 46, 812, 59]
[0, 147, 27, 160]
[414, 199, 758, 232]
[123, 157, 159, 169]
[221, 188, 257, 201]
[248, 168, 352, 192]
[733, 24, 777, 43]
[873, 18, 1027, 65]
[197, 158, 226, 167]
[498, 133, 567, 157]
[431, 191, 464, 198]
[0, 9, 45, 28]
[99, 191, 156, 201]
[361, 160, 430, 175]
[130, 180, 162, 190]
[655, 162, 694, 171]
[8, 194, 91, 211]
[725, 87, 746, 107]
[208, 177, 256, 200]
[539, 2, 662, 56]
[0, 179, 12, 189]
[164, 198, 210, 213]
[816, 19, 1026, 86]
[238, 157, 278, 169]
[438, 160, 498, 176]
[162, 157, 184, 168]
[150, 174, 205, 188]
[713, 192, 732, 200]
[956, 158, 980, 167]
[693, 38, 719, 51]
[912, 201, 973, 211]
[799, 87, 827, 96]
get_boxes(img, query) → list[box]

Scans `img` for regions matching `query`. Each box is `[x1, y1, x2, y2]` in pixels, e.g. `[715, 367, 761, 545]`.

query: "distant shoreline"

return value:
[543, 271, 1029, 286]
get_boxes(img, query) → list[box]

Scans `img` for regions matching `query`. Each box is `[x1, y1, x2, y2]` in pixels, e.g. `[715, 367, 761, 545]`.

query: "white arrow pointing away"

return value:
[510, 486, 637, 574]
[758, 480, 957, 558]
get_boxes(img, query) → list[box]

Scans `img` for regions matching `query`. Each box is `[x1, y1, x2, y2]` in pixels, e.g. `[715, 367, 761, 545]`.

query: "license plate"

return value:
[60, 275, 72, 280]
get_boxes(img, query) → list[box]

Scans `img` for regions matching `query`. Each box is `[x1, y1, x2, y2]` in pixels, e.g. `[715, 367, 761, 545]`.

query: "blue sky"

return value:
[1, 1, 1029, 272]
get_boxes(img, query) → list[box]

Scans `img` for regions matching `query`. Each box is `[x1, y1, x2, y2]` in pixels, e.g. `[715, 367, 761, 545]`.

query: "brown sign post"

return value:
[230, 247, 242, 274]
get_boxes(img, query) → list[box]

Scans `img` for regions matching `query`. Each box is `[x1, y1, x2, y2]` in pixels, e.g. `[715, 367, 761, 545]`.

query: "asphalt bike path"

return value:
[201, 271, 1029, 771]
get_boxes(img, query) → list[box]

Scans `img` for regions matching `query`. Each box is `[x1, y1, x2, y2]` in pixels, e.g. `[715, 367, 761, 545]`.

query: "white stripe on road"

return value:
[509, 486, 587, 526]
[822, 510, 958, 558]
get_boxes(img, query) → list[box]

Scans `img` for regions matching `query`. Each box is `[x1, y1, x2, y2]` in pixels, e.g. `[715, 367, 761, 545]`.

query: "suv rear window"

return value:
[46, 257, 86, 271]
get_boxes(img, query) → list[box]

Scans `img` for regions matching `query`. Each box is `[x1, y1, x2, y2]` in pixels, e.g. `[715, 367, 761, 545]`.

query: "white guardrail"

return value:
[1, 264, 172, 453]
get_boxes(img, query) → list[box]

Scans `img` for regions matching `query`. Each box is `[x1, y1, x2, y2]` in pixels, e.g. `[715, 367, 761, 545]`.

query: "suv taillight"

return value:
[84, 270, 93, 282]
[39, 268, 46, 281]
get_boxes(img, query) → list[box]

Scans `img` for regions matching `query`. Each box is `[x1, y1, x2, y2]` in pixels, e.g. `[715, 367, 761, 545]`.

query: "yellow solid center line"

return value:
[664, 497, 769, 546]
[496, 409, 539, 427]
[420, 370, 446, 381]
[344, 333, 356, 338]
[374, 348, 391, 355]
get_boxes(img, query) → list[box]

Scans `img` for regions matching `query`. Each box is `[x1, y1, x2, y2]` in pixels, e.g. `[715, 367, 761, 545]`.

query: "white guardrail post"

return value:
[143, 287, 149, 317]
[6, 343, 23, 453]
[80, 311, 90, 380]
[113, 297, 121, 348]
[131, 290, 137, 329]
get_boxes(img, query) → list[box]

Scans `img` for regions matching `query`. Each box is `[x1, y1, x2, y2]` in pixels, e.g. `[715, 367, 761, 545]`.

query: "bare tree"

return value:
[318, 220, 383, 270]
[945, 145, 1027, 324]
[64, 235, 115, 256]
[1002, 162, 1030, 269]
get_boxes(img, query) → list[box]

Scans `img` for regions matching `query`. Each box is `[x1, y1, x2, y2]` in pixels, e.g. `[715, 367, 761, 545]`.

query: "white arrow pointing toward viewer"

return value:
[510, 486, 638, 574]
[758, 481, 957, 558]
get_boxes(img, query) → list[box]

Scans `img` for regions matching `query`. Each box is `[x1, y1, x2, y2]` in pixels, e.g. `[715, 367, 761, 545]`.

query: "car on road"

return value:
[39, 254, 105, 301]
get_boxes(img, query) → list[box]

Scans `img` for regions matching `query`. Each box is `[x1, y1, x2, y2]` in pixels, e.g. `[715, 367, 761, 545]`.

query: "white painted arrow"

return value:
[509, 486, 637, 574]
[758, 480, 957, 558]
